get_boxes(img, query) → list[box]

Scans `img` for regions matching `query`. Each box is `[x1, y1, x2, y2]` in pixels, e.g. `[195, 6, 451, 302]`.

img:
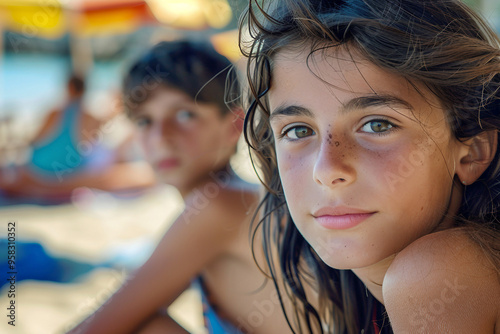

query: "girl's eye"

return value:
[176, 109, 196, 123]
[135, 116, 152, 128]
[283, 125, 315, 140]
[360, 119, 394, 134]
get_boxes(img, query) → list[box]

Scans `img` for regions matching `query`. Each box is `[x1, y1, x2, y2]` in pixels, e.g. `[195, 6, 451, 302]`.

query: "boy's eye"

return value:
[135, 116, 152, 128]
[283, 125, 315, 140]
[361, 120, 393, 133]
[176, 109, 196, 123]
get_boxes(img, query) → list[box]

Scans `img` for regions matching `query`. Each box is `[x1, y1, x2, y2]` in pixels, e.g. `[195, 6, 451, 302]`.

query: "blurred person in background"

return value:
[0, 73, 156, 204]
[67, 40, 292, 334]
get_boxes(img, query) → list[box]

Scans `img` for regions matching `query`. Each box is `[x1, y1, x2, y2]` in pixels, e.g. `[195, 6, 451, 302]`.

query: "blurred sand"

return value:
[0, 132, 258, 334]
[0, 185, 207, 334]
[0, 134, 258, 334]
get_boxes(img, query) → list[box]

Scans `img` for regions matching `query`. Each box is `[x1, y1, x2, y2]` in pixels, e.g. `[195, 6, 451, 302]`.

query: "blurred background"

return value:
[0, 0, 252, 333]
[0, 0, 498, 333]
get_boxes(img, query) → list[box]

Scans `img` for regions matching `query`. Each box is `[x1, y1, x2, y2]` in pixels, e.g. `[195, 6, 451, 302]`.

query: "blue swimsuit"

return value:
[29, 101, 111, 180]
[194, 277, 244, 334]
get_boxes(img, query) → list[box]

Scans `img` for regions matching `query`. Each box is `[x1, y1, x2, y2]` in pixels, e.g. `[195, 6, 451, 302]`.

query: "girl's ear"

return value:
[456, 130, 498, 185]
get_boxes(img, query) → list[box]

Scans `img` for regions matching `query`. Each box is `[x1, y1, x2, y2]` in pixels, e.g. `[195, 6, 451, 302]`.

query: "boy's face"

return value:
[267, 47, 466, 270]
[131, 87, 239, 194]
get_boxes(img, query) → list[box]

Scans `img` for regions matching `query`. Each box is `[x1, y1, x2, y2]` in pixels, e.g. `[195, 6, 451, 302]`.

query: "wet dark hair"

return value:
[122, 39, 239, 115]
[240, 0, 500, 333]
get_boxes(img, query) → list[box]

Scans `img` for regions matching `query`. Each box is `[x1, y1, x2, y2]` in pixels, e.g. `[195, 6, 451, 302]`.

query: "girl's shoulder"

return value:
[383, 228, 500, 333]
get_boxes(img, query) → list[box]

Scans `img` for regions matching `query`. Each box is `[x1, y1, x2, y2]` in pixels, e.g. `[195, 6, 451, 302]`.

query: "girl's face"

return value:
[268, 48, 465, 270]
[132, 87, 238, 194]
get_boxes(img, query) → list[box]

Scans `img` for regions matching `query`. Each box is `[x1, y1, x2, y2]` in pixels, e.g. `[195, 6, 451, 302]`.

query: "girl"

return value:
[240, 0, 500, 333]
[67, 40, 291, 334]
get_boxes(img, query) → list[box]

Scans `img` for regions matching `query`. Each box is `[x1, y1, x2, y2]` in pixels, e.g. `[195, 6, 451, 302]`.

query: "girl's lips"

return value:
[156, 158, 180, 170]
[312, 207, 376, 230]
[314, 213, 375, 230]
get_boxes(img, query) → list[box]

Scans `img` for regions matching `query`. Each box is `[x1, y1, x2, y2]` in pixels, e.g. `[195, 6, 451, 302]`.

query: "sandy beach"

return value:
[0, 185, 206, 334]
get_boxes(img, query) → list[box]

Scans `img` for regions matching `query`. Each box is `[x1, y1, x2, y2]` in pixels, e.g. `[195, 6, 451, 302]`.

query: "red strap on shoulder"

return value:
[372, 304, 380, 334]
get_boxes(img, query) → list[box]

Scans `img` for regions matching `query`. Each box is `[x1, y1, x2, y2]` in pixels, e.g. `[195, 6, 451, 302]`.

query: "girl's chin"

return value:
[314, 248, 383, 270]
[321, 259, 361, 270]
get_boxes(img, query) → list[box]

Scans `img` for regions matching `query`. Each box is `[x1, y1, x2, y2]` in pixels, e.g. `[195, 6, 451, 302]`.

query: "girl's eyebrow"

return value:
[269, 95, 413, 122]
[269, 105, 312, 122]
[343, 95, 414, 112]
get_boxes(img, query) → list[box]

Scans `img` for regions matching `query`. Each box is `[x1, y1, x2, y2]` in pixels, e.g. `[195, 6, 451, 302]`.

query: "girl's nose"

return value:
[312, 138, 356, 187]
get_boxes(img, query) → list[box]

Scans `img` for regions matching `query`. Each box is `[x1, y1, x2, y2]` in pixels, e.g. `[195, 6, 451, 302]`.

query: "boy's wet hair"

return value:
[123, 40, 239, 116]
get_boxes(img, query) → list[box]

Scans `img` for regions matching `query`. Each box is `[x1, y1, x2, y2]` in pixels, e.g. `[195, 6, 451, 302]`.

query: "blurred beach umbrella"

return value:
[0, 0, 233, 72]
[0, 0, 158, 73]
[210, 28, 239, 62]
[0, 0, 156, 39]
[147, 0, 232, 30]
[0, 0, 233, 38]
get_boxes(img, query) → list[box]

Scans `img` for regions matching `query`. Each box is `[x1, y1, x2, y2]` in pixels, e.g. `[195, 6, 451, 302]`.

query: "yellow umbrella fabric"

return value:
[0, 0, 233, 39]
[146, 0, 232, 30]
[0, 0, 66, 39]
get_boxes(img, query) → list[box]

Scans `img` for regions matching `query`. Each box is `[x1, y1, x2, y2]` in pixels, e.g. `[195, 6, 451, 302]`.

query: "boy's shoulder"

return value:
[181, 180, 260, 229]
[383, 228, 499, 333]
